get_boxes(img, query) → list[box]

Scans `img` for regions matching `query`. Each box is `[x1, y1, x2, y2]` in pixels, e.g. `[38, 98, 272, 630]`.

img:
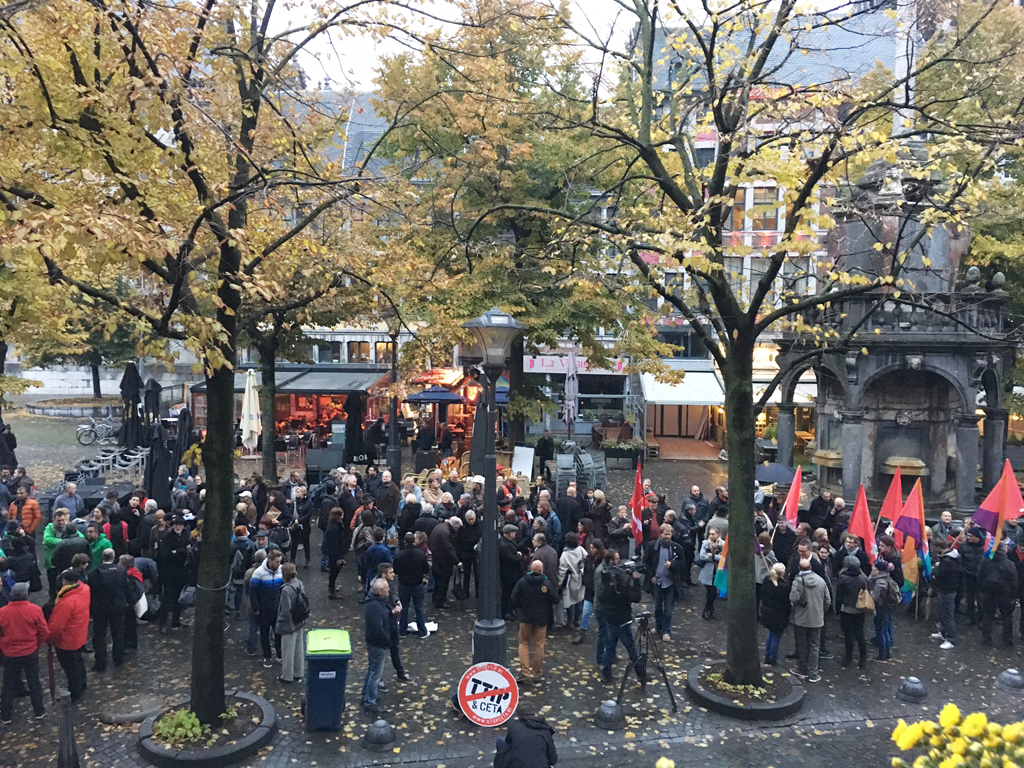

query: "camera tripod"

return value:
[615, 612, 678, 712]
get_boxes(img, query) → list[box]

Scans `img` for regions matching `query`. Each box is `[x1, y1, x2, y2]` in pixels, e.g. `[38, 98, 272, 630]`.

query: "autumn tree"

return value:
[454, 0, 1024, 687]
[24, 282, 138, 399]
[0, 0, 410, 723]
[371, 0, 652, 440]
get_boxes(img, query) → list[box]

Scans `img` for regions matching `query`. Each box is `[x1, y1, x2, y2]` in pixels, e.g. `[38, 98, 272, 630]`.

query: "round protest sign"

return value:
[456, 662, 519, 727]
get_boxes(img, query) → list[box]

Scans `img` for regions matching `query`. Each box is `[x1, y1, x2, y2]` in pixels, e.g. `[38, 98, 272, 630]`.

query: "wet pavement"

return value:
[3, 449, 1022, 768]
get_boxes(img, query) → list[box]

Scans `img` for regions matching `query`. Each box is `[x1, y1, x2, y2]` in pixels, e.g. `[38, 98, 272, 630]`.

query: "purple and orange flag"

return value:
[973, 459, 1024, 556]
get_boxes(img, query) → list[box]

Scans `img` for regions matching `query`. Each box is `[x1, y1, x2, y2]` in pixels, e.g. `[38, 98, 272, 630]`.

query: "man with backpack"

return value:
[597, 550, 643, 684]
[275, 562, 309, 684]
[229, 527, 256, 619]
[789, 558, 831, 684]
[868, 558, 901, 661]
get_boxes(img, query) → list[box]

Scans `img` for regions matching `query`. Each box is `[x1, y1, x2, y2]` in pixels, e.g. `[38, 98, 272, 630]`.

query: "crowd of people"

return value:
[4, 444, 1024, 768]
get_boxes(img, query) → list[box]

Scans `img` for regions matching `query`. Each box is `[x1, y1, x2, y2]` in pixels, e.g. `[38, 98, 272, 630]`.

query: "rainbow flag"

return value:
[973, 459, 1024, 557]
[899, 535, 919, 603]
[894, 479, 931, 598]
[713, 534, 729, 598]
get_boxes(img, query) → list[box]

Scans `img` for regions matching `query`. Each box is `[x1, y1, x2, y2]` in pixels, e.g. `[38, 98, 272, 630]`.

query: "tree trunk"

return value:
[191, 363, 233, 724]
[258, 342, 278, 483]
[721, 333, 763, 688]
[508, 336, 525, 445]
[91, 364, 102, 399]
[0, 339, 7, 413]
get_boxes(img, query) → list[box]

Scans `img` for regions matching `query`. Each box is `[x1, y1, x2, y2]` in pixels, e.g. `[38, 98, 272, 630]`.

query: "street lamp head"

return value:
[462, 307, 525, 368]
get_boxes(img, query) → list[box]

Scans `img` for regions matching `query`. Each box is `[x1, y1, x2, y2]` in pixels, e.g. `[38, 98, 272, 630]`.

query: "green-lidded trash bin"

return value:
[305, 629, 352, 731]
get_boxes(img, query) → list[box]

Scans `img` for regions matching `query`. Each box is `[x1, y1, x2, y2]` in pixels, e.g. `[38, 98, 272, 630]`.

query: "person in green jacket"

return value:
[85, 523, 112, 569]
[43, 508, 81, 599]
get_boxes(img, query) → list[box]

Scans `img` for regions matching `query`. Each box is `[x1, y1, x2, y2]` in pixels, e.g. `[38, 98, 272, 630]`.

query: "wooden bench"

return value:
[646, 431, 660, 459]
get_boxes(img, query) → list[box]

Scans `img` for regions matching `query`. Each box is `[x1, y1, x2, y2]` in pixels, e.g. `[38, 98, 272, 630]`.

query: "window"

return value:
[781, 257, 810, 298]
[749, 257, 775, 306]
[330, 342, 342, 363]
[694, 146, 715, 168]
[730, 188, 747, 230]
[656, 329, 709, 359]
[347, 341, 370, 363]
[724, 256, 745, 297]
[375, 341, 394, 365]
[751, 187, 779, 230]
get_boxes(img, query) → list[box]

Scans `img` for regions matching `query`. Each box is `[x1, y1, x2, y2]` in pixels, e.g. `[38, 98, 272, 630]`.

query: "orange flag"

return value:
[847, 485, 877, 558]
[879, 467, 903, 533]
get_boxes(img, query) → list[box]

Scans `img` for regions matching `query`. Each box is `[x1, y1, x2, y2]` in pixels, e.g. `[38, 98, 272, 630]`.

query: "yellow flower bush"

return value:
[963, 714, 990, 738]
[892, 709, 1024, 768]
[942, 706, 963, 729]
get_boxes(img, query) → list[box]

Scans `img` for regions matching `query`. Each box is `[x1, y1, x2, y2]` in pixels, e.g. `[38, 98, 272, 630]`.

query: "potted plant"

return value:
[603, 436, 646, 466]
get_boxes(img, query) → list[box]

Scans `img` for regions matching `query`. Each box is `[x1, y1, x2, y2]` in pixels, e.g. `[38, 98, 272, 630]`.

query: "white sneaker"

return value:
[940, 640, 955, 650]
[930, 632, 945, 640]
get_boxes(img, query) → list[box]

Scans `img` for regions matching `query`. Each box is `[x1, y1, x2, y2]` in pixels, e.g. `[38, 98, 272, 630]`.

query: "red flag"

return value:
[783, 467, 801, 528]
[628, 460, 645, 547]
[879, 467, 903, 539]
[847, 485, 877, 558]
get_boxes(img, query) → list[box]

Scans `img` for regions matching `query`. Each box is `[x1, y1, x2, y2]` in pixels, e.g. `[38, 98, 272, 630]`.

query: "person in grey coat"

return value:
[789, 558, 831, 683]
[275, 563, 307, 683]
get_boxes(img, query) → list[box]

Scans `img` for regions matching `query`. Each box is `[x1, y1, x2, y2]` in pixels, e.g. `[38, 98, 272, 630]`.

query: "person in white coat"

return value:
[557, 532, 587, 630]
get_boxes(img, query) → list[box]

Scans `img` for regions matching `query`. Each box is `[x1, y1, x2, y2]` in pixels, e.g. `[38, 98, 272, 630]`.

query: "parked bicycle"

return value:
[76, 416, 117, 446]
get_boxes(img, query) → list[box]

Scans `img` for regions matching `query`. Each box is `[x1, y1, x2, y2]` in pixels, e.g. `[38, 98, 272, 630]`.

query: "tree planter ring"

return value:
[685, 663, 805, 721]
[136, 691, 276, 768]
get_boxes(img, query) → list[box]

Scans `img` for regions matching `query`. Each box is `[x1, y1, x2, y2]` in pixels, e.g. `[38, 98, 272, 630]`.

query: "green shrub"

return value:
[152, 709, 210, 749]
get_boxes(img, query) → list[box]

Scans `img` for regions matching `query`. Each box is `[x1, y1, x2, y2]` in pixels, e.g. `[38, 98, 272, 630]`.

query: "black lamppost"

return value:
[387, 327, 402, 479]
[462, 307, 524, 665]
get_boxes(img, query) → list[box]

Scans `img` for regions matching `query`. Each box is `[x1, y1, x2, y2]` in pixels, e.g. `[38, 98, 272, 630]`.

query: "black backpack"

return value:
[290, 586, 310, 624]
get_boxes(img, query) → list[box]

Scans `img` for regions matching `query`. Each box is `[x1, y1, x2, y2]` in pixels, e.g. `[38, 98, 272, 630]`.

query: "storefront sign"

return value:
[524, 355, 627, 375]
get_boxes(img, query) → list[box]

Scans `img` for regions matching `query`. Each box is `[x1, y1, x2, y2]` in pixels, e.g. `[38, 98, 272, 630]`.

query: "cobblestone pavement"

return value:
[5, 455, 1022, 768]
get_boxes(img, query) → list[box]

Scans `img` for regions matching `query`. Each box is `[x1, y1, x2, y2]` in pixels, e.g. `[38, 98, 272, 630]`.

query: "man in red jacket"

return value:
[48, 569, 91, 702]
[0, 581, 49, 722]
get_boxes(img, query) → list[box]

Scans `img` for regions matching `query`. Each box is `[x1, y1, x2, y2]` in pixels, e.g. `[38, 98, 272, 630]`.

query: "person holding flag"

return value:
[697, 527, 725, 620]
[893, 479, 931, 606]
[627, 461, 646, 557]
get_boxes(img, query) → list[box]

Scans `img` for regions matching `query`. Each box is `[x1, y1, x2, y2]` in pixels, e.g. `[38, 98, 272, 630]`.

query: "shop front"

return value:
[190, 364, 391, 448]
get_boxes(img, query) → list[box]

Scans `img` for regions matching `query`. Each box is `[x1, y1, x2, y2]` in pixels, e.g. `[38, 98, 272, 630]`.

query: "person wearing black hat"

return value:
[960, 525, 985, 625]
[155, 515, 189, 633]
[834, 554, 869, 669]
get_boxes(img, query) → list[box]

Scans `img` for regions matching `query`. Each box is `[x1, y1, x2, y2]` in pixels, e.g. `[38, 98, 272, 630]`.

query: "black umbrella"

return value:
[174, 406, 196, 470]
[117, 362, 145, 449]
[755, 462, 799, 485]
[345, 394, 368, 465]
[143, 423, 173, 511]
[142, 378, 162, 432]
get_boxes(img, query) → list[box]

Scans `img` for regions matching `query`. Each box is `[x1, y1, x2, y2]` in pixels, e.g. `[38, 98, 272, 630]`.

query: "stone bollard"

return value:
[58, 692, 81, 768]
[363, 719, 396, 752]
[896, 677, 927, 703]
[996, 668, 1024, 693]
[594, 700, 626, 730]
